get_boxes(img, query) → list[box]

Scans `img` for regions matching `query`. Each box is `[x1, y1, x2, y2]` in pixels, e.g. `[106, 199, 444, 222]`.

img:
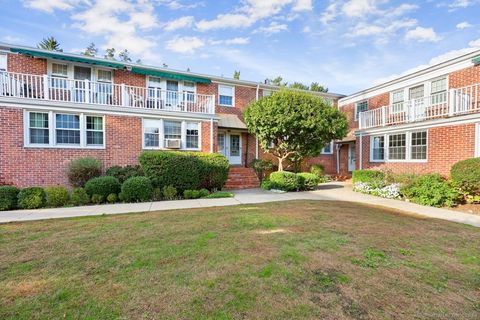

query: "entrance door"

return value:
[217, 131, 242, 165]
[74, 66, 91, 103]
[348, 144, 356, 172]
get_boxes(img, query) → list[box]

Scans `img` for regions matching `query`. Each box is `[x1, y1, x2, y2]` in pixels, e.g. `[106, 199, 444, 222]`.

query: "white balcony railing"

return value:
[359, 83, 480, 129]
[0, 71, 215, 115]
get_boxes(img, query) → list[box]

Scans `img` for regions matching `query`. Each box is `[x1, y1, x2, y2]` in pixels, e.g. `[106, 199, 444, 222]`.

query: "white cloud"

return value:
[405, 27, 442, 42]
[389, 3, 418, 16]
[292, 0, 313, 12]
[302, 26, 311, 33]
[196, 14, 254, 31]
[23, 0, 82, 12]
[158, 0, 204, 10]
[342, 0, 379, 17]
[456, 21, 472, 29]
[469, 38, 480, 47]
[164, 16, 194, 31]
[254, 22, 288, 35]
[209, 37, 250, 45]
[166, 36, 205, 54]
[448, 0, 479, 9]
[320, 2, 338, 24]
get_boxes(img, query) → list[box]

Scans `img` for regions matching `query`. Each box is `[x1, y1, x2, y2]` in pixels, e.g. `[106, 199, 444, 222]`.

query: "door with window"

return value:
[166, 80, 179, 108]
[218, 131, 242, 165]
[409, 84, 425, 121]
[73, 66, 91, 103]
[348, 144, 356, 172]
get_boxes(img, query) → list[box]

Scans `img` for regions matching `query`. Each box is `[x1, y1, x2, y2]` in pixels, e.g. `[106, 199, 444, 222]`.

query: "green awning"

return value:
[473, 55, 480, 65]
[10, 48, 126, 69]
[131, 67, 211, 84]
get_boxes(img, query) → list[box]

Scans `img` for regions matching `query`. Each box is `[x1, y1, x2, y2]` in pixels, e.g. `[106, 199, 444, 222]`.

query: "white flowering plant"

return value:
[353, 182, 401, 199]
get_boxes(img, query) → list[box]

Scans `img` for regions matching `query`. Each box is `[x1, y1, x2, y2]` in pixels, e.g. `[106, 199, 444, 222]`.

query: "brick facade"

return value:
[7, 54, 47, 75]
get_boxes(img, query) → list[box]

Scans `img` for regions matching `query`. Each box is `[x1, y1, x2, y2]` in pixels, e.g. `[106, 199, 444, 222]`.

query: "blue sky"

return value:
[1, 0, 480, 94]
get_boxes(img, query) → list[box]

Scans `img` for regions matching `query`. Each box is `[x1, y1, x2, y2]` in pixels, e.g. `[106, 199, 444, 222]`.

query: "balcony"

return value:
[0, 71, 215, 115]
[359, 83, 480, 129]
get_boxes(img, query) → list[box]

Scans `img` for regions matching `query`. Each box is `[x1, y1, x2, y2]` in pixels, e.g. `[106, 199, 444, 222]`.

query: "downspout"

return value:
[255, 83, 260, 159]
[359, 133, 363, 170]
[336, 143, 340, 174]
[210, 117, 214, 153]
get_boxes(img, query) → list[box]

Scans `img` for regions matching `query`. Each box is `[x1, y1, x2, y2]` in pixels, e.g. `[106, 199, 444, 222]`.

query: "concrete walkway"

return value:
[1, 182, 480, 227]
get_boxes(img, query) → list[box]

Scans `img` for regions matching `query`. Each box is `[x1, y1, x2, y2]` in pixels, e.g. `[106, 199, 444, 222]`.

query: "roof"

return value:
[336, 129, 356, 143]
[0, 42, 345, 98]
[218, 114, 247, 130]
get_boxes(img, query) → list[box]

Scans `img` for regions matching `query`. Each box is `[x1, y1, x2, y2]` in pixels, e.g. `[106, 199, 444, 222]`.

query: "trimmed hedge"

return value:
[85, 176, 121, 199]
[451, 158, 480, 195]
[352, 170, 385, 188]
[297, 173, 320, 190]
[18, 187, 46, 209]
[45, 186, 70, 207]
[402, 174, 460, 207]
[120, 176, 153, 202]
[269, 171, 302, 191]
[0, 186, 20, 211]
[67, 157, 102, 187]
[139, 151, 229, 192]
[106, 165, 144, 184]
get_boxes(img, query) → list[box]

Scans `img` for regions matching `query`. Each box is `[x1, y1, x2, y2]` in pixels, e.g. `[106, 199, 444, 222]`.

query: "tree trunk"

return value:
[277, 158, 284, 171]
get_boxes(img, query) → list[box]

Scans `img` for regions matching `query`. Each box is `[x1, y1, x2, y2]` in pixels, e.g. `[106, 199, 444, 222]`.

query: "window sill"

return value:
[24, 144, 105, 150]
[219, 104, 234, 108]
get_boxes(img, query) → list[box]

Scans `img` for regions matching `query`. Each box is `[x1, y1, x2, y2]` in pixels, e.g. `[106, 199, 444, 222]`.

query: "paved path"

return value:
[1, 182, 480, 227]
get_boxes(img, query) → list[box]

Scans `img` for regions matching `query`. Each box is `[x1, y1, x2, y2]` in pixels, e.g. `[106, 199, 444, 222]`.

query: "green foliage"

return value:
[269, 171, 302, 191]
[402, 174, 460, 207]
[310, 164, 325, 178]
[70, 188, 90, 206]
[352, 248, 388, 269]
[120, 176, 153, 203]
[0, 186, 20, 211]
[245, 89, 348, 170]
[451, 158, 480, 199]
[67, 157, 102, 187]
[204, 191, 234, 198]
[91, 194, 104, 204]
[162, 185, 177, 200]
[152, 188, 162, 201]
[106, 193, 118, 204]
[297, 173, 320, 190]
[251, 159, 273, 181]
[106, 165, 144, 184]
[352, 170, 386, 188]
[84, 176, 121, 199]
[139, 151, 229, 192]
[38, 36, 62, 51]
[45, 186, 70, 207]
[260, 179, 275, 190]
[199, 188, 210, 198]
[17, 187, 46, 209]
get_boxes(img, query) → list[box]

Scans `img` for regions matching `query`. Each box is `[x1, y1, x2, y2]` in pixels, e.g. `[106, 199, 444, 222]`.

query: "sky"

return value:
[0, 0, 479, 95]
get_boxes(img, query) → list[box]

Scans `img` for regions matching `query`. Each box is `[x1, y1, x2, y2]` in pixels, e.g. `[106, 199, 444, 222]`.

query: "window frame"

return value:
[390, 89, 405, 114]
[54, 113, 81, 146]
[0, 53, 7, 71]
[218, 84, 235, 107]
[355, 100, 368, 121]
[370, 135, 385, 162]
[24, 110, 105, 149]
[370, 130, 428, 163]
[320, 141, 334, 155]
[142, 118, 201, 151]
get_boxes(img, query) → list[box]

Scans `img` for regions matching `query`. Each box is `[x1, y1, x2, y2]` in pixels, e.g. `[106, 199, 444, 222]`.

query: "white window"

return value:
[52, 63, 68, 77]
[186, 122, 199, 149]
[143, 119, 162, 148]
[430, 77, 447, 104]
[391, 90, 404, 113]
[388, 133, 406, 160]
[164, 120, 181, 140]
[371, 136, 385, 162]
[355, 100, 368, 120]
[97, 70, 112, 83]
[0, 54, 7, 71]
[410, 131, 427, 160]
[183, 81, 196, 102]
[263, 89, 272, 97]
[219, 85, 234, 107]
[409, 84, 424, 100]
[142, 118, 200, 150]
[26, 111, 104, 148]
[321, 141, 333, 154]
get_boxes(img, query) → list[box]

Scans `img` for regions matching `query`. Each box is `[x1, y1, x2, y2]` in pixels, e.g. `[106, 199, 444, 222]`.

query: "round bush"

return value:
[451, 158, 480, 195]
[85, 176, 121, 199]
[106, 193, 118, 203]
[402, 174, 460, 207]
[121, 176, 153, 202]
[297, 172, 320, 190]
[269, 171, 302, 191]
[162, 185, 177, 200]
[45, 186, 70, 207]
[91, 194, 104, 204]
[67, 157, 102, 187]
[199, 188, 210, 198]
[310, 164, 325, 178]
[70, 188, 90, 206]
[0, 186, 20, 211]
[18, 187, 46, 209]
[183, 190, 194, 199]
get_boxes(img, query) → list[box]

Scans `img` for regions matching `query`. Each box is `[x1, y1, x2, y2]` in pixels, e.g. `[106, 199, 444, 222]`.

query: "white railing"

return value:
[0, 71, 215, 115]
[359, 83, 480, 129]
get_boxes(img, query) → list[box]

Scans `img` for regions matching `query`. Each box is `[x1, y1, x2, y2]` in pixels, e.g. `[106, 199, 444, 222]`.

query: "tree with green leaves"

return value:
[119, 49, 132, 62]
[82, 42, 98, 57]
[38, 37, 62, 52]
[310, 82, 328, 93]
[265, 76, 287, 87]
[289, 82, 309, 90]
[245, 90, 347, 171]
[104, 48, 116, 60]
[234, 70, 240, 80]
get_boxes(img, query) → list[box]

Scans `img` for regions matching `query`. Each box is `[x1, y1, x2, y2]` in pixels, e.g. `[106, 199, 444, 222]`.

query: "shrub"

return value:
[297, 172, 320, 190]
[70, 188, 90, 206]
[45, 186, 70, 207]
[106, 193, 118, 203]
[310, 164, 325, 178]
[352, 170, 385, 188]
[152, 188, 162, 201]
[402, 174, 460, 207]
[260, 179, 275, 190]
[162, 185, 177, 200]
[183, 190, 194, 199]
[199, 188, 210, 198]
[251, 159, 273, 181]
[91, 194, 104, 204]
[0, 186, 20, 211]
[354, 182, 401, 199]
[204, 191, 234, 199]
[17, 187, 46, 209]
[67, 157, 102, 187]
[106, 165, 144, 184]
[269, 171, 302, 191]
[139, 151, 229, 192]
[451, 158, 480, 197]
[121, 176, 153, 202]
[84, 176, 121, 199]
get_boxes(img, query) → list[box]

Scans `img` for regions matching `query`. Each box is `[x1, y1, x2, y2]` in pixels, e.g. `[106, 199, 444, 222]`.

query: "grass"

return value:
[203, 191, 234, 199]
[1, 200, 479, 319]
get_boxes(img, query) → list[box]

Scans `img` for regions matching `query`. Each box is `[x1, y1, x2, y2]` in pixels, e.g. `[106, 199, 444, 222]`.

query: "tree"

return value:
[119, 49, 132, 62]
[245, 89, 348, 171]
[310, 82, 328, 93]
[289, 82, 309, 90]
[38, 37, 62, 52]
[104, 48, 116, 60]
[265, 76, 287, 87]
[234, 70, 240, 80]
[82, 42, 98, 57]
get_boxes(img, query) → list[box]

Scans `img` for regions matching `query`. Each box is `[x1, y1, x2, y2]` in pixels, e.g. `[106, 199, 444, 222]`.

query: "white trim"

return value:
[320, 141, 334, 154]
[0, 52, 8, 71]
[369, 135, 385, 163]
[375, 130, 429, 163]
[141, 117, 202, 151]
[218, 84, 235, 107]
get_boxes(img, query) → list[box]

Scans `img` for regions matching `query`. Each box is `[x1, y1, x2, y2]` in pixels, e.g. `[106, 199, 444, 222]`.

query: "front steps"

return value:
[225, 167, 260, 189]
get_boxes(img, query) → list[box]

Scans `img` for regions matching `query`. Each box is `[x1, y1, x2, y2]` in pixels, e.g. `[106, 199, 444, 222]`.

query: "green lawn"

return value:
[1, 200, 479, 319]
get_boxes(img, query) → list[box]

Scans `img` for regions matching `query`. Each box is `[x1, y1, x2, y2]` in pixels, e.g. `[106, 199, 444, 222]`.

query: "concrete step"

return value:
[225, 167, 260, 189]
